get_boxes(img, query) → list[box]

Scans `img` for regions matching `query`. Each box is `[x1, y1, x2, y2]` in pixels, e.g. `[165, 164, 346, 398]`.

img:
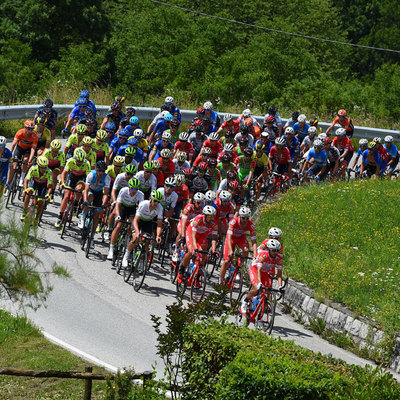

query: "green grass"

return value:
[0, 309, 108, 399]
[257, 179, 400, 333]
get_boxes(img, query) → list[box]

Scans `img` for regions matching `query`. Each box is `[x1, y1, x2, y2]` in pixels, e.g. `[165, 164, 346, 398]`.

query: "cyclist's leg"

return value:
[220, 236, 234, 283]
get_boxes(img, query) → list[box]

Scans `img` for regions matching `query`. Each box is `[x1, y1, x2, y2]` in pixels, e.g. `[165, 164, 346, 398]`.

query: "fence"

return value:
[1, 104, 399, 141]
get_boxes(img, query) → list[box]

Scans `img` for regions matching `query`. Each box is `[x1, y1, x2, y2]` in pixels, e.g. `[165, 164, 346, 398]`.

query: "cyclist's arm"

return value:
[156, 219, 162, 241]
[111, 187, 118, 203]
[245, 170, 254, 187]
[132, 215, 140, 240]
[100, 117, 108, 130]
[28, 147, 36, 164]
[165, 207, 174, 219]
[102, 187, 109, 207]
[115, 202, 121, 218]
[83, 183, 90, 203]
[225, 231, 233, 257]
[251, 238, 257, 257]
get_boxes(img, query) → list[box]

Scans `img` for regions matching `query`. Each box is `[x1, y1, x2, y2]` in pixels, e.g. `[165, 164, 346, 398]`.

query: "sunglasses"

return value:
[152, 200, 160, 203]
[241, 216, 250, 220]
[106, 130, 114, 133]
[79, 106, 87, 109]
[165, 184, 175, 189]
[130, 187, 139, 191]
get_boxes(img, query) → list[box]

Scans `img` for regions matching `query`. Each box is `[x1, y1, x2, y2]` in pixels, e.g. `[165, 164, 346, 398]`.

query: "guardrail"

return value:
[1, 105, 399, 141]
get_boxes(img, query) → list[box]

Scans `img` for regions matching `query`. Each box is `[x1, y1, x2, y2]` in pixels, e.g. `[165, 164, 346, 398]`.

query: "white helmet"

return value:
[373, 137, 382, 144]
[161, 110, 169, 117]
[175, 174, 185, 185]
[193, 192, 205, 202]
[224, 113, 233, 122]
[179, 131, 189, 141]
[203, 205, 216, 216]
[224, 143, 234, 152]
[243, 109, 251, 118]
[313, 139, 324, 148]
[359, 138, 368, 146]
[335, 128, 346, 137]
[0, 136, 6, 146]
[298, 114, 307, 123]
[203, 101, 213, 110]
[239, 206, 251, 217]
[308, 126, 317, 136]
[165, 96, 174, 105]
[275, 137, 286, 146]
[176, 151, 187, 162]
[205, 190, 217, 202]
[268, 227, 282, 238]
[133, 128, 144, 139]
[284, 127, 294, 135]
[385, 135, 393, 143]
[160, 148, 172, 158]
[266, 239, 282, 251]
[209, 132, 219, 141]
[318, 133, 327, 141]
[219, 190, 232, 201]
[162, 132, 171, 141]
[165, 176, 176, 186]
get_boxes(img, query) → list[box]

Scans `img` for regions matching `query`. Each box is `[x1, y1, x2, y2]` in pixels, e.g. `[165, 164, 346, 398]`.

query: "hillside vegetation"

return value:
[1, 0, 400, 127]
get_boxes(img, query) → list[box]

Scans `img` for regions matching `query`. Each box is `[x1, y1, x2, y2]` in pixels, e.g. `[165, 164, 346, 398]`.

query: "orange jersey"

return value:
[13, 129, 38, 150]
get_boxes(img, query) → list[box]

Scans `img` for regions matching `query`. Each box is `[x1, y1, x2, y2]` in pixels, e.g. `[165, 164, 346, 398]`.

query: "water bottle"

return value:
[179, 249, 185, 263]
[189, 261, 195, 274]
[251, 295, 260, 311]
[85, 217, 90, 229]
[227, 265, 235, 279]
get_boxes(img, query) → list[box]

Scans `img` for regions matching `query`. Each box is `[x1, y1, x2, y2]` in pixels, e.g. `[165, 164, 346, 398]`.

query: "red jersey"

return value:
[332, 137, 354, 152]
[193, 154, 209, 167]
[215, 198, 235, 221]
[269, 146, 291, 164]
[227, 216, 256, 241]
[190, 214, 218, 237]
[13, 129, 38, 150]
[252, 250, 283, 273]
[174, 184, 189, 202]
[154, 169, 165, 186]
[202, 139, 223, 159]
[258, 238, 284, 254]
[181, 203, 203, 222]
[217, 149, 238, 162]
[174, 141, 194, 158]
[219, 119, 240, 134]
[378, 145, 389, 162]
[156, 157, 175, 179]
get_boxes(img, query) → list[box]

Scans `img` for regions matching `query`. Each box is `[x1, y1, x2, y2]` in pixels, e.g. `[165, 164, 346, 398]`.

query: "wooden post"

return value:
[83, 366, 92, 400]
[142, 370, 153, 389]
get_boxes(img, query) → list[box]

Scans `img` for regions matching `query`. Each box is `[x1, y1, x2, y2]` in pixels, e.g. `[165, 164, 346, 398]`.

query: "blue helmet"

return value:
[77, 97, 89, 107]
[80, 90, 90, 99]
[119, 128, 129, 138]
[129, 116, 139, 125]
[164, 113, 173, 122]
[105, 122, 116, 132]
[128, 137, 139, 146]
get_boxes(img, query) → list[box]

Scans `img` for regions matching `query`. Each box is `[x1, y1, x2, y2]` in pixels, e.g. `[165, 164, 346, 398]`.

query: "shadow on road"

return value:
[272, 324, 313, 338]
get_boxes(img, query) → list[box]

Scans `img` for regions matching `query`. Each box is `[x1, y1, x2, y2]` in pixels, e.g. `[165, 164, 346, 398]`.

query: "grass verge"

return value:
[0, 309, 108, 399]
[257, 179, 400, 334]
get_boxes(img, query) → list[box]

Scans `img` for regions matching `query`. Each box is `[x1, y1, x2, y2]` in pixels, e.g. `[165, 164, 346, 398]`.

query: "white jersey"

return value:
[151, 111, 164, 126]
[85, 170, 111, 192]
[218, 178, 228, 192]
[234, 133, 254, 148]
[124, 159, 138, 170]
[264, 113, 283, 127]
[157, 187, 178, 210]
[113, 172, 130, 190]
[117, 187, 144, 207]
[135, 171, 157, 192]
[173, 159, 190, 175]
[136, 200, 163, 221]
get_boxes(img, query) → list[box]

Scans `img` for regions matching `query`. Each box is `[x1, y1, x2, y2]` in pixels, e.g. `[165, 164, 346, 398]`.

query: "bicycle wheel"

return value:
[229, 268, 243, 307]
[160, 228, 170, 268]
[235, 291, 250, 327]
[5, 175, 18, 208]
[84, 218, 94, 258]
[255, 291, 277, 334]
[60, 201, 73, 239]
[132, 248, 147, 292]
[176, 269, 188, 297]
[116, 234, 129, 274]
[170, 259, 178, 284]
[206, 251, 222, 281]
[190, 266, 206, 303]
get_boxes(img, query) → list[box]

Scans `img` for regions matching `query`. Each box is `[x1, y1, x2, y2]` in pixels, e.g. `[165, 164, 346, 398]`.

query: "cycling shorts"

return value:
[340, 150, 353, 166]
[65, 172, 85, 190]
[14, 145, 30, 161]
[138, 219, 154, 236]
[119, 204, 136, 221]
[249, 265, 274, 287]
[185, 226, 207, 252]
[307, 164, 323, 176]
[172, 199, 184, 220]
[223, 235, 249, 261]
[89, 190, 103, 207]
[365, 164, 378, 177]
[254, 165, 264, 178]
[27, 180, 47, 199]
[272, 162, 289, 175]
[49, 163, 61, 173]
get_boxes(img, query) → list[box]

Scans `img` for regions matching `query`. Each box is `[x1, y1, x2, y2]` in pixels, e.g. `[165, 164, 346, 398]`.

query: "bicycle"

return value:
[155, 218, 171, 268]
[176, 249, 208, 303]
[170, 238, 186, 284]
[22, 189, 48, 226]
[226, 253, 252, 307]
[123, 233, 156, 292]
[236, 276, 288, 335]
[6, 160, 26, 208]
[205, 238, 223, 281]
[113, 220, 131, 272]
[80, 205, 102, 258]
[60, 188, 80, 239]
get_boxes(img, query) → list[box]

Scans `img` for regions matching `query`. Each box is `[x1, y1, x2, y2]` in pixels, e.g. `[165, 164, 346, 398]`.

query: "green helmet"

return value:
[151, 190, 163, 202]
[125, 147, 136, 157]
[125, 163, 137, 175]
[74, 148, 86, 162]
[76, 124, 88, 134]
[128, 178, 141, 189]
[143, 161, 155, 171]
[368, 141, 377, 150]
[96, 129, 107, 141]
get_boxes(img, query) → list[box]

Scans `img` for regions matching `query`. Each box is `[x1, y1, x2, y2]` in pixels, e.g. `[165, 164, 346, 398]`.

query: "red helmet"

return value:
[324, 137, 332, 144]
[24, 120, 35, 128]
[198, 162, 208, 171]
[183, 168, 191, 176]
[194, 119, 202, 127]
[266, 115, 275, 123]
[196, 107, 205, 115]
[337, 109, 347, 117]
[228, 180, 239, 189]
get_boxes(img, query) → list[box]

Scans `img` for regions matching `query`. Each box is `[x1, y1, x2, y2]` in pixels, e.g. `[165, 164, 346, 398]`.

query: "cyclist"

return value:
[332, 128, 354, 179]
[125, 116, 142, 136]
[309, 117, 323, 136]
[8, 120, 38, 187]
[215, 190, 235, 237]
[164, 96, 181, 122]
[122, 146, 139, 171]
[373, 137, 389, 172]
[158, 177, 179, 219]
[283, 111, 299, 130]
[235, 136, 250, 157]
[188, 124, 206, 159]
[92, 130, 110, 163]
[360, 141, 381, 179]
[202, 132, 223, 159]
[135, 161, 158, 199]
[192, 146, 212, 168]
[320, 137, 340, 181]
[204, 159, 222, 191]
[218, 143, 237, 163]
[217, 113, 240, 135]
[300, 126, 317, 156]
[261, 116, 279, 138]
[189, 162, 209, 196]
[219, 129, 237, 148]
[0, 136, 12, 197]
[64, 124, 87, 157]
[174, 132, 194, 163]
[74, 90, 97, 116]
[172, 172, 189, 215]
[148, 113, 172, 145]
[122, 190, 164, 267]
[156, 148, 175, 179]
[219, 205, 257, 284]
[234, 147, 256, 198]
[240, 239, 283, 314]
[217, 153, 236, 181]
[107, 178, 144, 260]
[80, 160, 111, 248]
[21, 156, 52, 223]
[282, 127, 300, 166]
[301, 139, 327, 182]
[131, 128, 149, 159]
[264, 105, 283, 135]
[153, 159, 165, 186]
[55, 148, 91, 228]
[77, 136, 96, 169]
[43, 139, 66, 202]
[293, 114, 309, 143]
[34, 116, 52, 153]
[258, 227, 283, 253]
[253, 142, 268, 199]
[100, 101, 125, 131]
[109, 128, 129, 160]
[235, 125, 254, 148]
[105, 155, 124, 189]
[176, 205, 218, 284]
[149, 131, 174, 161]
[63, 97, 88, 136]
[119, 107, 136, 130]
[383, 136, 399, 177]
[217, 170, 238, 194]
[173, 152, 190, 175]
[118, 137, 144, 166]
[350, 138, 368, 171]
[326, 109, 354, 138]
[203, 101, 220, 126]
[35, 99, 57, 135]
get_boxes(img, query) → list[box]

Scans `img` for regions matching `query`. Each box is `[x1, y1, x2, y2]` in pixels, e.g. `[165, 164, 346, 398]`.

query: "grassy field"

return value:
[0, 310, 108, 399]
[257, 179, 400, 333]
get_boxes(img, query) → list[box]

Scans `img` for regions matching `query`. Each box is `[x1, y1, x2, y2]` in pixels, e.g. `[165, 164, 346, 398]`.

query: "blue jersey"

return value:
[125, 125, 143, 136]
[70, 106, 86, 120]
[151, 140, 174, 159]
[357, 148, 364, 157]
[0, 148, 12, 184]
[307, 148, 327, 167]
[283, 135, 300, 159]
[293, 122, 310, 142]
[153, 119, 168, 136]
[169, 105, 181, 122]
[74, 99, 96, 116]
[362, 149, 382, 167]
[110, 137, 125, 153]
[106, 133, 117, 145]
[384, 143, 398, 159]
[117, 145, 144, 163]
[86, 170, 111, 192]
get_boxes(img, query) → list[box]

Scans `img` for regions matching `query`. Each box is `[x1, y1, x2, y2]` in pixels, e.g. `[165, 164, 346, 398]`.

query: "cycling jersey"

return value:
[174, 141, 194, 158]
[190, 214, 218, 237]
[188, 133, 206, 154]
[42, 148, 66, 168]
[307, 148, 327, 167]
[326, 146, 340, 164]
[156, 157, 175, 179]
[302, 135, 315, 151]
[362, 149, 381, 166]
[0, 148, 13, 184]
[162, 128, 180, 144]
[269, 146, 291, 164]
[169, 105, 181, 122]
[136, 200, 163, 221]
[249, 250, 282, 286]
[217, 162, 236, 180]
[74, 99, 96, 115]
[254, 153, 269, 168]
[105, 110, 125, 128]
[332, 137, 354, 152]
[190, 175, 209, 193]
[219, 119, 240, 134]
[181, 203, 203, 222]
[65, 157, 91, 177]
[151, 140, 174, 159]
[264, 113, 283, 127]
[26, 165, 52, 185]
[117, 145, 144, 163]
[234, 133, 254, 148]
[110, 137, 126, 154]
[135, 171, 157, 192]
[13, 129, 38, 150]
[377, 145, 389, 163]
[234, 155, 256, 181]
[383, 143, 398, 159]
[86, 170, 111, 192]
[253, 139, 270, 156]
[202, 139, 223, 159]
[34, 126, 51, 146]
[205, 169, 221, 190]
[215, 198, 235, 222]
[331, 116, 354, 133]
[117, 187, 144, 207]
[173, 159, 190, 175]
[282, 135, 300, 159]
[293, 122, 310, 142]
[92, 140, 110, 161]
[65, 133, 84, 151]
[157, 187, 178, 210]
[105, 165, 122, 181]
[227, 216, 256, 241]
[258, 238, 284, 254]
[174, 184, 189, 202]
[113, 172, 130, 191]
[70, 106, 86, 120]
